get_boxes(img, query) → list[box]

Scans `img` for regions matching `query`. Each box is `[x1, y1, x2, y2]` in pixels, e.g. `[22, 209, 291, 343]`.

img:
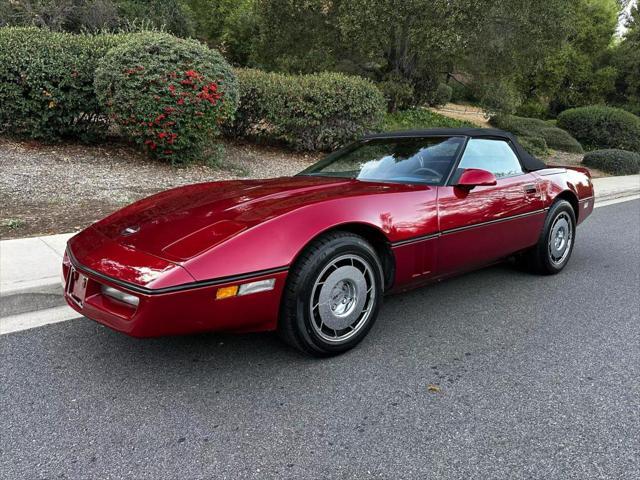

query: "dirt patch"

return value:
[0, 137, 319, 239]
[428, 103, 491, 127]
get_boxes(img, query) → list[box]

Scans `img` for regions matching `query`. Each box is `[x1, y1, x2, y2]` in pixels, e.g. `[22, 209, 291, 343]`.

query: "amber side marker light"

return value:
[216, 285, 239, 300]
[216, 279, 276, 300]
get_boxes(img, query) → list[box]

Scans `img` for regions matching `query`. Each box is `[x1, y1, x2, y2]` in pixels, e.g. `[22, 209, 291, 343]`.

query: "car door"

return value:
[436, 138, 545, 275]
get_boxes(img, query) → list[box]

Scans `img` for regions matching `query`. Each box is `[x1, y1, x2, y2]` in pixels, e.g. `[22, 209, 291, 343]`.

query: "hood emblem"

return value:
[121, 225, 140, 236]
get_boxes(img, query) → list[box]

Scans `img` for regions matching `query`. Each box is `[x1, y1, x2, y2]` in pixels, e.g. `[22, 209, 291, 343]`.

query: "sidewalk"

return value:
[1, 175, 639, 322]
[591, 174, 640, 203]
[1, 232, 74, 318]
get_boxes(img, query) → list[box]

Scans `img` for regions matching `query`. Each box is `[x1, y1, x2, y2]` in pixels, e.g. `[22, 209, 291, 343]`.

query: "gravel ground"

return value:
[1, 200, 638, 479]
[0, 137, 319, 239]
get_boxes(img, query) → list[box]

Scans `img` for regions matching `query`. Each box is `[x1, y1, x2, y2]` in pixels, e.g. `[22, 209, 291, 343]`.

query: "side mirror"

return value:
[455, 168, 497, 191]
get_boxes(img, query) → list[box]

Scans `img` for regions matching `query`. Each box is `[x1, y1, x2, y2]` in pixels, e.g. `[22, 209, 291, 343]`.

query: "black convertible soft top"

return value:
[363, 128, 547, 172]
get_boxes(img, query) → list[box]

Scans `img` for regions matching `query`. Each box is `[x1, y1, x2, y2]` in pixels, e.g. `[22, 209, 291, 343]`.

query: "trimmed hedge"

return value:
[0, 27, 124, 141]
[518, 136, 549, 157]
[491, 115, 583, 154]
[95, 32, 237, 163]
[226, 69, 385, 151]
[381, 108, 475, 131]
[582, 149, 640, 175]
[557, 106, 640, 153]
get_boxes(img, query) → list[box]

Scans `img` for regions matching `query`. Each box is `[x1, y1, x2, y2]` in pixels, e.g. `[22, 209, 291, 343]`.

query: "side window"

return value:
[458, 139, 523, 178]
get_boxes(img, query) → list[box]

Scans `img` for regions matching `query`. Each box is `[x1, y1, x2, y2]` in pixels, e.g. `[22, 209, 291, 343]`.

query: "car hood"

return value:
[90, 176, 386, 261]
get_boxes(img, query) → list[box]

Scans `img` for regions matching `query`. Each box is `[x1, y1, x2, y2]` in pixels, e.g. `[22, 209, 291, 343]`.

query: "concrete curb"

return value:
[595, 189, 640, 203]
[1, 233, 73, 318]
[592, 174, 640, 203]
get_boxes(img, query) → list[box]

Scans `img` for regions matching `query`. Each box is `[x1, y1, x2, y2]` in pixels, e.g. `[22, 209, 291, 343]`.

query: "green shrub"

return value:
[379, 78, 415, 112]
[95, 32, 238, 163]
[478, 81, 522, 116]
[518, 136, 549, 157]
[620, 104, 640, 117]
[227, 69, 385, 151]
[491, 115, 583, 153]
[557, 106, 640, 152]
[450, 81, 477, 104]
[381, 108, 475, 132]
[0, 27, 124, 141]
[429, 83, 453, 108]
[515, 100, 549, 120]
[582, 149, 640, 175]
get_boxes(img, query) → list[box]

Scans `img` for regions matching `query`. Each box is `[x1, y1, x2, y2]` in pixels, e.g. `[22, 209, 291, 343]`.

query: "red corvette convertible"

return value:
[63, 128, 594, 355]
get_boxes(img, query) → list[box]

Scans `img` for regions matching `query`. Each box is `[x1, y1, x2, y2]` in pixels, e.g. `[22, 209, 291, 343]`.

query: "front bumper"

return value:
[63, 249, 288, 337]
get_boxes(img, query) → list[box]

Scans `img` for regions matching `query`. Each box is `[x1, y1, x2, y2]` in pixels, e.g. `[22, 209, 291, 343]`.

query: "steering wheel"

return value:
[413, 167, 441, 178]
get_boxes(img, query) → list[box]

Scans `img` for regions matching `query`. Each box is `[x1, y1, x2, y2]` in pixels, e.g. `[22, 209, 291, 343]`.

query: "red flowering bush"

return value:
[95, 33, 237, 163]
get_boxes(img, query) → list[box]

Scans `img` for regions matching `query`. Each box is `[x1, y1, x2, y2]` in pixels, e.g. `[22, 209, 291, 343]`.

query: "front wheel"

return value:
[278, 232, 384, 356]
[524, 199, 576, 275]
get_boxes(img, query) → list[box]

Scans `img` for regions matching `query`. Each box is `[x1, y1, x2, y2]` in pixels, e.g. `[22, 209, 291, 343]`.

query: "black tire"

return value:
[278, 231, 384, 356]
[524, 200, 576, 275]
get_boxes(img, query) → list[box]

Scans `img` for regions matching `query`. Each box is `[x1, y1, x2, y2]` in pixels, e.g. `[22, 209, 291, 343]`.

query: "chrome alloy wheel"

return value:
[548, 211, 573, 266]
[310, 254, 376, 343]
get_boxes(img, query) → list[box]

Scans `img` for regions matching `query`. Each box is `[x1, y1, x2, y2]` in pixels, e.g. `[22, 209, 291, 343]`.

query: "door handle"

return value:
[523, 184, 538, 195]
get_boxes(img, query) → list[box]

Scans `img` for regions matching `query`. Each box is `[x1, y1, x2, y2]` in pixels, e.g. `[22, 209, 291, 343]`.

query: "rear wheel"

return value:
[523, 199, 576, 275]
[278, 232, 384, 356]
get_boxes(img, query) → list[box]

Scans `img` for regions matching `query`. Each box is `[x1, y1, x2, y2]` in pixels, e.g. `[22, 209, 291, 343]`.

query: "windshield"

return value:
[299, 136, 465, 185]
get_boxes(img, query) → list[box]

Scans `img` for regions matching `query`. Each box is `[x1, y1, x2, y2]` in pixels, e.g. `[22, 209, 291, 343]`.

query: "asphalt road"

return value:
[2, 200, 639, 480]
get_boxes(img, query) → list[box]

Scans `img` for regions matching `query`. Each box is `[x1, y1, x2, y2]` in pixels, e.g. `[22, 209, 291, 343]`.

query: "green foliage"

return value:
[463, 0, 572, 114]
[429, 84, 453, 108]
[381, 108, 475, 132]
[557, 106, 640, 152]
[219, 0, 260, 65]
[95, 32, 238, 163]
[185, 0, 260, 66]
[528, 0, 619, 115]
[184, 0, 234, 42]
[610, 4, 640, 115]
[449, 80, 477, 104]
[582, 149, 640, 175]
[515, 101, 549, 120]
[478, 80, 523, 116]
[379, 76, 415, 113]
[253, 0, 340, 73]
[517, 136, 550, 157]
[0, 0, 196, 36]
[2, 0, 628, 124]
[115, 1, 196, 37]
[226, 68, 385, 151]
[491, 115, 584, 153]
[0, 27, 124, 141]
[253, 0, 541, 111]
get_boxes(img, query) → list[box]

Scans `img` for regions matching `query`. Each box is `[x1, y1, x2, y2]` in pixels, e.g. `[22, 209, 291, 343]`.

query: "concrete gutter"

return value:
[1, 175, 639, 326]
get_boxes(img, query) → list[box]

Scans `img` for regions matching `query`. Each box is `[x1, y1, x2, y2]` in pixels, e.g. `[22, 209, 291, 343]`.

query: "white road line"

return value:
[0, 305, 81, 335]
